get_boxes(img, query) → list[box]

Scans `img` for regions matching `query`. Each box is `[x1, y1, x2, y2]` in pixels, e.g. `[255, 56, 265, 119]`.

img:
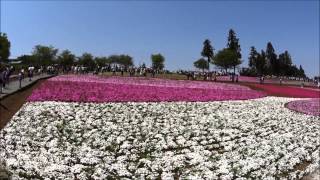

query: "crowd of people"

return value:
[68, 65, 164, 78]
[177, 70, 240, 82]
[1, 63, 319, 93]
[0, 65, 60, 93]
[0, 66, 15, 92]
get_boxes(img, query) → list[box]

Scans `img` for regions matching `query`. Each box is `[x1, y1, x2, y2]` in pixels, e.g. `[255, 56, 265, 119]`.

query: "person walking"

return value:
[2, 68, 7, 88]
[21, 68, 25, 80]
[5, 66, 13, 85]
[112, 66, 116, 75]
[28, 66, 33, 81]
[152, 69, 156, 78]
[0, 69, 3, 93]
[121, 67, 124, 76]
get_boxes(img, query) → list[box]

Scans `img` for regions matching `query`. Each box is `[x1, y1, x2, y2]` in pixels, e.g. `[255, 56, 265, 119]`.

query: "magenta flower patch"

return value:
[28, 75, 266, 102]
[286, 99, 320, 116]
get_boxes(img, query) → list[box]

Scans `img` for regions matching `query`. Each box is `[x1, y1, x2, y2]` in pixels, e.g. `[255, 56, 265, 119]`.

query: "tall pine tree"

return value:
[265, 42, 278, 75]
[227, 29, 242, 80]
[256, 50, 267, 76]
[299, 65, 306, 78]
[248, 46, 258, 70]
[201, 39, 214, 71]
[278, 50, 293, 76]
[0, 33, 11, 63]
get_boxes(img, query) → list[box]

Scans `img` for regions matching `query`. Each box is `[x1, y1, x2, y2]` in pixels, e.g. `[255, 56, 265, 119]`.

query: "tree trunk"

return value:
[207, 57, 210, 72]
[232, 66, 236, 82]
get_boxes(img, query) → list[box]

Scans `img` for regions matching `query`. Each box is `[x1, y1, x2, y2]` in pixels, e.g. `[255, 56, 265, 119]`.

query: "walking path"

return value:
[0, 74, 53, 100]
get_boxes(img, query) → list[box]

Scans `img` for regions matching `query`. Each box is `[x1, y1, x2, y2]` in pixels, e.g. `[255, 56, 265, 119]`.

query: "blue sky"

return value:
[1, 0, 319, 76]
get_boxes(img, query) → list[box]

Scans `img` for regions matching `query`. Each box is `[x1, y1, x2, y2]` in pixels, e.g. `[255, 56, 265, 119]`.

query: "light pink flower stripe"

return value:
[286, 99, 320, 116]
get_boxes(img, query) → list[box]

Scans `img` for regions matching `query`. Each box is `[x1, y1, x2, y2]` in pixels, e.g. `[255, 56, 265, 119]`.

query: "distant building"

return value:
[8, 58, 22, 64]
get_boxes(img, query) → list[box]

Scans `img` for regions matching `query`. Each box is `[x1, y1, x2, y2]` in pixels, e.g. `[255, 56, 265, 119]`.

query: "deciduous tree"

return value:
[194, 58, 209, 72]
[0, 33, 11, 63]
[213, 48, 237, 73]
[32, 45, 58, 66]
[151, 53, 165, 70]
[58, 49, 75, 70]
[79, 53, 96, 71]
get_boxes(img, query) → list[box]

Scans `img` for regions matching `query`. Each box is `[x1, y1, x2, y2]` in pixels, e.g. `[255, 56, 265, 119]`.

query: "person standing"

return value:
[152, 69, 155, 78]
[21, 68, 25, 80]
[112, 66, 116, 75]
[28, 66, 33, 81]
[1, 68, 6, 89]
[121, 67, 124, 76]
[0, 69, 3, 93]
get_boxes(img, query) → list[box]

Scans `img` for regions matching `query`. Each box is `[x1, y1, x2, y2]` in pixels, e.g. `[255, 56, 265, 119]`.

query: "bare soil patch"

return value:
[0, 80, 44, 130]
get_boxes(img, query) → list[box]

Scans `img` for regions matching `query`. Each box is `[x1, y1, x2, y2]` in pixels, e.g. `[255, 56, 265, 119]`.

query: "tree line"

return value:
[0, 31, 306, 78]
[16, 47, 135, 71]
[0, 33, 166, 72]
[245, 43, 305, 77]
[194, 29, 306, 78]
[195, 29, 242, 77]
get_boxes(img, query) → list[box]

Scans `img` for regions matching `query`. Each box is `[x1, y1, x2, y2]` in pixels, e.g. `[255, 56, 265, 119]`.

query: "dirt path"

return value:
[0, 80, 44, 130]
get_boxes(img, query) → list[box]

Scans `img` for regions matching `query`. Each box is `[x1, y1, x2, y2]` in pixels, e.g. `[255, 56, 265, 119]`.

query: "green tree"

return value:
[278, 50, 292, 76]
[0, 33, 11, 63]
[227, 29, 242, 77]
[118, 55, 134, 69]
[266, 42, 278, 75]
[108, 55, 120, 64]
[58, 50, 75, 70]
[213, 48, 238, 73]
[201, 39, 214, 71]
[256, 50, 267, 76]
[79, 53, 96, 71]
[95, 56, 108, 67]
[298, 65, 306, 78]
[106, 55, 134, 69]
[17, 55, 36, 66]
[248, 46, 258, 72]
[194, 58, 209, 72]
[287, 65, 299, 77]
[227, 29, 241, 59]
[32, 45, 58, 66]
[151, 53, 165, 70]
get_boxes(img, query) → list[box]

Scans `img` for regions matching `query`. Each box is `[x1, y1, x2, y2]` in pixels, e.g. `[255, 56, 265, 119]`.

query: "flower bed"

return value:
[286, 99, 320, 116]
[0, 97, 319, 179]
[49, 75, 256, 90]
[247, 83, 320, 98]
[28, 75, 266, 102]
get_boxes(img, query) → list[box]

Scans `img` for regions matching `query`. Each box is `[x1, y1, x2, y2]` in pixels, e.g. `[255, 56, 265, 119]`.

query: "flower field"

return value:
[286, 99, 320, 116]
[28, 75, 266, 102]
[247, 83, 320, 98]
[0, 75, 319, 179]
